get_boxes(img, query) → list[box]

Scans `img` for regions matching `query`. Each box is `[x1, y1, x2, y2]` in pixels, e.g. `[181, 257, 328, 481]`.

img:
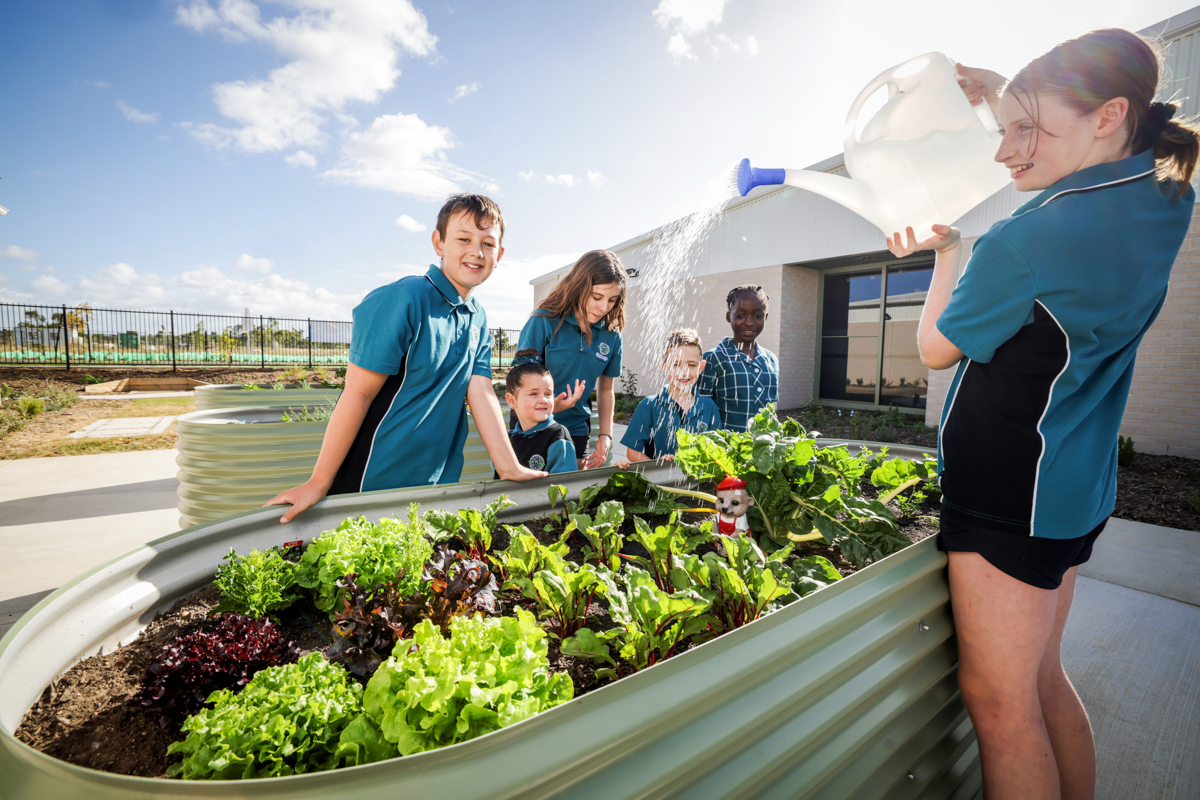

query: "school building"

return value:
[530, 7, 1200, 459]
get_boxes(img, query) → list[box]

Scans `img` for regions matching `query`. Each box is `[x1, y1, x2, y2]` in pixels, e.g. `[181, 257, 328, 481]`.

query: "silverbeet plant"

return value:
[676, 404, 911, 566]
[562, 566, 710, 679]
[426, 495, 516, 561]
[629, 512, 713, 592]
[504, 538, 612, 638]
[564, 499, 627, 571]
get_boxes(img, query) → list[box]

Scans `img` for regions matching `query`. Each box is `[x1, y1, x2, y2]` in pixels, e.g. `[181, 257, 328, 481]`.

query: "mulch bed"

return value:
[1114, 453, 1200, 531]
[0, 367, 337, 395]
[15, 493, 938, 779]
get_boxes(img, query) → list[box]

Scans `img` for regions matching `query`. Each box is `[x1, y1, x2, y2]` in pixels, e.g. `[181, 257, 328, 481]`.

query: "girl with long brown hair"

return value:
[888, 29, 1198, 799]
[512, 250, 627, 468]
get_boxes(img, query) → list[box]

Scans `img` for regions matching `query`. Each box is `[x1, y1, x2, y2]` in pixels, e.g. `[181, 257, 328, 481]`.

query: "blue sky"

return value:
[0, 0, 1193, 327]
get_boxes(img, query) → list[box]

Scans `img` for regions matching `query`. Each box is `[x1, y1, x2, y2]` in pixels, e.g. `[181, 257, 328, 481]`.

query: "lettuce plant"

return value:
[296, 505, 432, 617]
[130, 614, 300, 727]
[168, 653, 362, 780]
[426, 495, 516, 560]
[341, 610, 574, 759]
[328, 545, 498, 677]
[212, 546, 299, 620]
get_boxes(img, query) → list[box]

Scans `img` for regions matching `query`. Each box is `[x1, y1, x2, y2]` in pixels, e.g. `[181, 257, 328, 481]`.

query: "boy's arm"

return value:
[619, 397, 652, 464]
[466, 374, 548, 481]
[264, 363, 388, 523]
[546, 438, 577, 474]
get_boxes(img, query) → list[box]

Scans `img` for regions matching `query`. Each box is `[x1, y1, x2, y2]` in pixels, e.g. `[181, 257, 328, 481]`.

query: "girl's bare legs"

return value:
[1037, 566, 1096, 800]
[949, 553, 1095, 800]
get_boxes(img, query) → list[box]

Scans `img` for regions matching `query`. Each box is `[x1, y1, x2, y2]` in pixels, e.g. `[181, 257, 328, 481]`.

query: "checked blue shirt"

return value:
[697, 337, 779, 432]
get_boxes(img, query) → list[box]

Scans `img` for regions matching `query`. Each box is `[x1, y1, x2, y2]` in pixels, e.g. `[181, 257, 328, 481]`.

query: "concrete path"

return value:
[65, 416, 176, 438]
[0, 450, 180, 636]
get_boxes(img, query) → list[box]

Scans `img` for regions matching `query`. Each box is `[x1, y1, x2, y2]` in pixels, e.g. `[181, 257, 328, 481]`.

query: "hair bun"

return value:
[1145, 101, 1178, 140]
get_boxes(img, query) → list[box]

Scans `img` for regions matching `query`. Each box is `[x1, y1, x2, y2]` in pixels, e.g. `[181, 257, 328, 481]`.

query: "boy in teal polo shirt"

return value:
[267, 194, 546, 523]
[619, 329, 721, 464]
[501, 362, 575, 475]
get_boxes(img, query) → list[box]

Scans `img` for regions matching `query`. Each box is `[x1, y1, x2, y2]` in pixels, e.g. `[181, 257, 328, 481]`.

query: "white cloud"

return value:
[518, 170, 537, 182]
[470, 251, 581, 329]
[519, 172, 584, 188]
[116, 100, 158, 124]
[322, 112, 495, 201]
[545, 174, 575, 187]
[451, 82, 478, 101]
[285, 150, 318, 168]
[394, 214, 427, 232]
[666, 32, 695, 63]
[235, 253, 273, 273]
[87, 80, 112, 89]
[8, 259, 363, 319]
[177, 0, 437, 154]
[1, 244, 39, 262]
[654, 0, 755, 64]
[653, 0, 728, 34]
[587, 171, 606, 188]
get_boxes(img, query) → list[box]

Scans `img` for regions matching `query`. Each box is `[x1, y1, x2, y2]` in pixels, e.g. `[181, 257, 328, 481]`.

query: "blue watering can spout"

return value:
[737, 158, 786, 197]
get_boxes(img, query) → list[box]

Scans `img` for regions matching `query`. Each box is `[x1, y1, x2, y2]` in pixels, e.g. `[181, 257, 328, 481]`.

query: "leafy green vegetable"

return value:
[296, 506, 433, 617]
[426, 495, 516, 560]
[668, 535, 791, 635]
[168, 653, 362, 780]
[345, 610, 573, 757]
[497, 525, 568, 585]
[629, 512, 712, 592]
[506, 541, 612, 638]
[564, 499, 626, 571]
[578, 470, 715, 515]
[870, 453, 938, 514]
[212, 546, 299, 620]
[676, 405, 911, 567]
[564, 566, 710, 679]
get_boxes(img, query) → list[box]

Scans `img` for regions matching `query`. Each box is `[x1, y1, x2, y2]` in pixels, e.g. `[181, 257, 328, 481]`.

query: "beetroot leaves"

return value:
[130, 614, 300, 728]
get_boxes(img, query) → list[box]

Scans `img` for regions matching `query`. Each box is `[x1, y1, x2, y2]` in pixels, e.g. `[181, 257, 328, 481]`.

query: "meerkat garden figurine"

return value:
[714, 474, 754, 536]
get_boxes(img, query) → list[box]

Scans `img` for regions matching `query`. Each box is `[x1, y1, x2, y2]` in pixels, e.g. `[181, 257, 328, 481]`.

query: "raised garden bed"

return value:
[1, 409, 976, 799]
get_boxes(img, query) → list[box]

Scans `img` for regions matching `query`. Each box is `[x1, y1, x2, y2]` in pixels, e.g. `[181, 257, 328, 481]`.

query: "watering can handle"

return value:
[843, 65, 898, 154]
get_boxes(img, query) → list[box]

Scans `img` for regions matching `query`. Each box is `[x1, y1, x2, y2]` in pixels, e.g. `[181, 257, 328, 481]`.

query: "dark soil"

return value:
[1114, 452, 1200, 531]
[779, 404, 939, 449]
[17, 490, 940, 779]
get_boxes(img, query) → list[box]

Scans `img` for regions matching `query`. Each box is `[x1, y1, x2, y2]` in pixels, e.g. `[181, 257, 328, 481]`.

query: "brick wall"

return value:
[1120, 201, 1200, 458]
[780, 265, 819, 409]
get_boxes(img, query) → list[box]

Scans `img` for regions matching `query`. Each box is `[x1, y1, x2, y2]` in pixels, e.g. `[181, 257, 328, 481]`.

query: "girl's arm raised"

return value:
[264, 363, 386, 523]
[886, 225, 965, 370]
[584, 375, 616, 469]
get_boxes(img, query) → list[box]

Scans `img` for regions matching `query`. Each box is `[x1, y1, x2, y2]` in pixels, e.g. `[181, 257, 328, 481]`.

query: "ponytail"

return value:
[1142, 102, 1200, 187]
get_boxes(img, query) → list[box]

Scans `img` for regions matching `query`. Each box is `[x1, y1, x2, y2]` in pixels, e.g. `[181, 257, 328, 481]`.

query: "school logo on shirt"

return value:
[697, 421, 709, 432]
[470, 325, 480, 350]
[529, 454, 546, 470]
[595, 341, 611, 362]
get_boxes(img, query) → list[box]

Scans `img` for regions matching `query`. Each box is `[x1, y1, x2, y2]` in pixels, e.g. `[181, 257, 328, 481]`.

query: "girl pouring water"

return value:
[887, 29, 1197, 800]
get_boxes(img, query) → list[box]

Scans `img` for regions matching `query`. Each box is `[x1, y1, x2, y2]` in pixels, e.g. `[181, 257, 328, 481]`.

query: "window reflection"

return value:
[820, 270, 881, 402]
[881, 265, 933, 409]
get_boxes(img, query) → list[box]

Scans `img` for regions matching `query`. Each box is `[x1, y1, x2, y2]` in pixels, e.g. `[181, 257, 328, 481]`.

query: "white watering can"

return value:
[739, 52, 1012, 243]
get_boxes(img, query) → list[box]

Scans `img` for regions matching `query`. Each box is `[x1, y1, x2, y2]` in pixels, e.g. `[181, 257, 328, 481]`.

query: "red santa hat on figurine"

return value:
[714, 475, 753, 536]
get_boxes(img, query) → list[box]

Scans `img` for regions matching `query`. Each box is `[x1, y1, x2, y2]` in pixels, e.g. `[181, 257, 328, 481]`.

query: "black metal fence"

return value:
[0, 303, 522, 372]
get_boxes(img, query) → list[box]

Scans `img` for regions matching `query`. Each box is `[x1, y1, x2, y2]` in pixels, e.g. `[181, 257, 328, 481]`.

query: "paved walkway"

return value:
[65, 416, 176, 438]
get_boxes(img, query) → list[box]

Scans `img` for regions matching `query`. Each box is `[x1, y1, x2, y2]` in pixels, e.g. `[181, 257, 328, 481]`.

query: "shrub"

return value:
[169, 653, 361, 779]
[0, 408, 27, 438]
[296, 507, 433, 617]
[1117, 435, 1137, 467]
[80, 373, 105, 385]
[17, 396, 44, 418]
[40, 382, 79, 412]
[130, 614, 300, 727]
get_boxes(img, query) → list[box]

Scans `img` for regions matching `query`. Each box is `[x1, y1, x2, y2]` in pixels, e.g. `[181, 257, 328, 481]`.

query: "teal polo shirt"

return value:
[936, 150, 1193, 539]
[513, 311, 622, 437]
[509, 415, 575, 475]
[621, 387, 722, 459]
[329, 264, 492, 494]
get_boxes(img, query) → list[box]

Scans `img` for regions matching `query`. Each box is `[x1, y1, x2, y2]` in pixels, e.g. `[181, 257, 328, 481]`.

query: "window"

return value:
[818, 262, 933, 410]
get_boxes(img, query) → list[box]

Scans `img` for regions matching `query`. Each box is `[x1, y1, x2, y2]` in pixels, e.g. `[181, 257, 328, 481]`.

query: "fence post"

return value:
[260, 315, 266, 369]
[62, 304, 70, 371]
[170, 310, 177, 371]
[307, 318, 313, 370]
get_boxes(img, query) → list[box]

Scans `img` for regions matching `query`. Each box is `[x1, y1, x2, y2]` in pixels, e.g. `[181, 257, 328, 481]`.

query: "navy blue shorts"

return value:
[570, 435, 589, 461]
[937, 505, 1105, 590]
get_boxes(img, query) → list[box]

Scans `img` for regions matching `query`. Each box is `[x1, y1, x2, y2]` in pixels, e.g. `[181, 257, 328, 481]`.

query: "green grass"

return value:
[100, 398, 196, 418]
[4, 432, 178, 460]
